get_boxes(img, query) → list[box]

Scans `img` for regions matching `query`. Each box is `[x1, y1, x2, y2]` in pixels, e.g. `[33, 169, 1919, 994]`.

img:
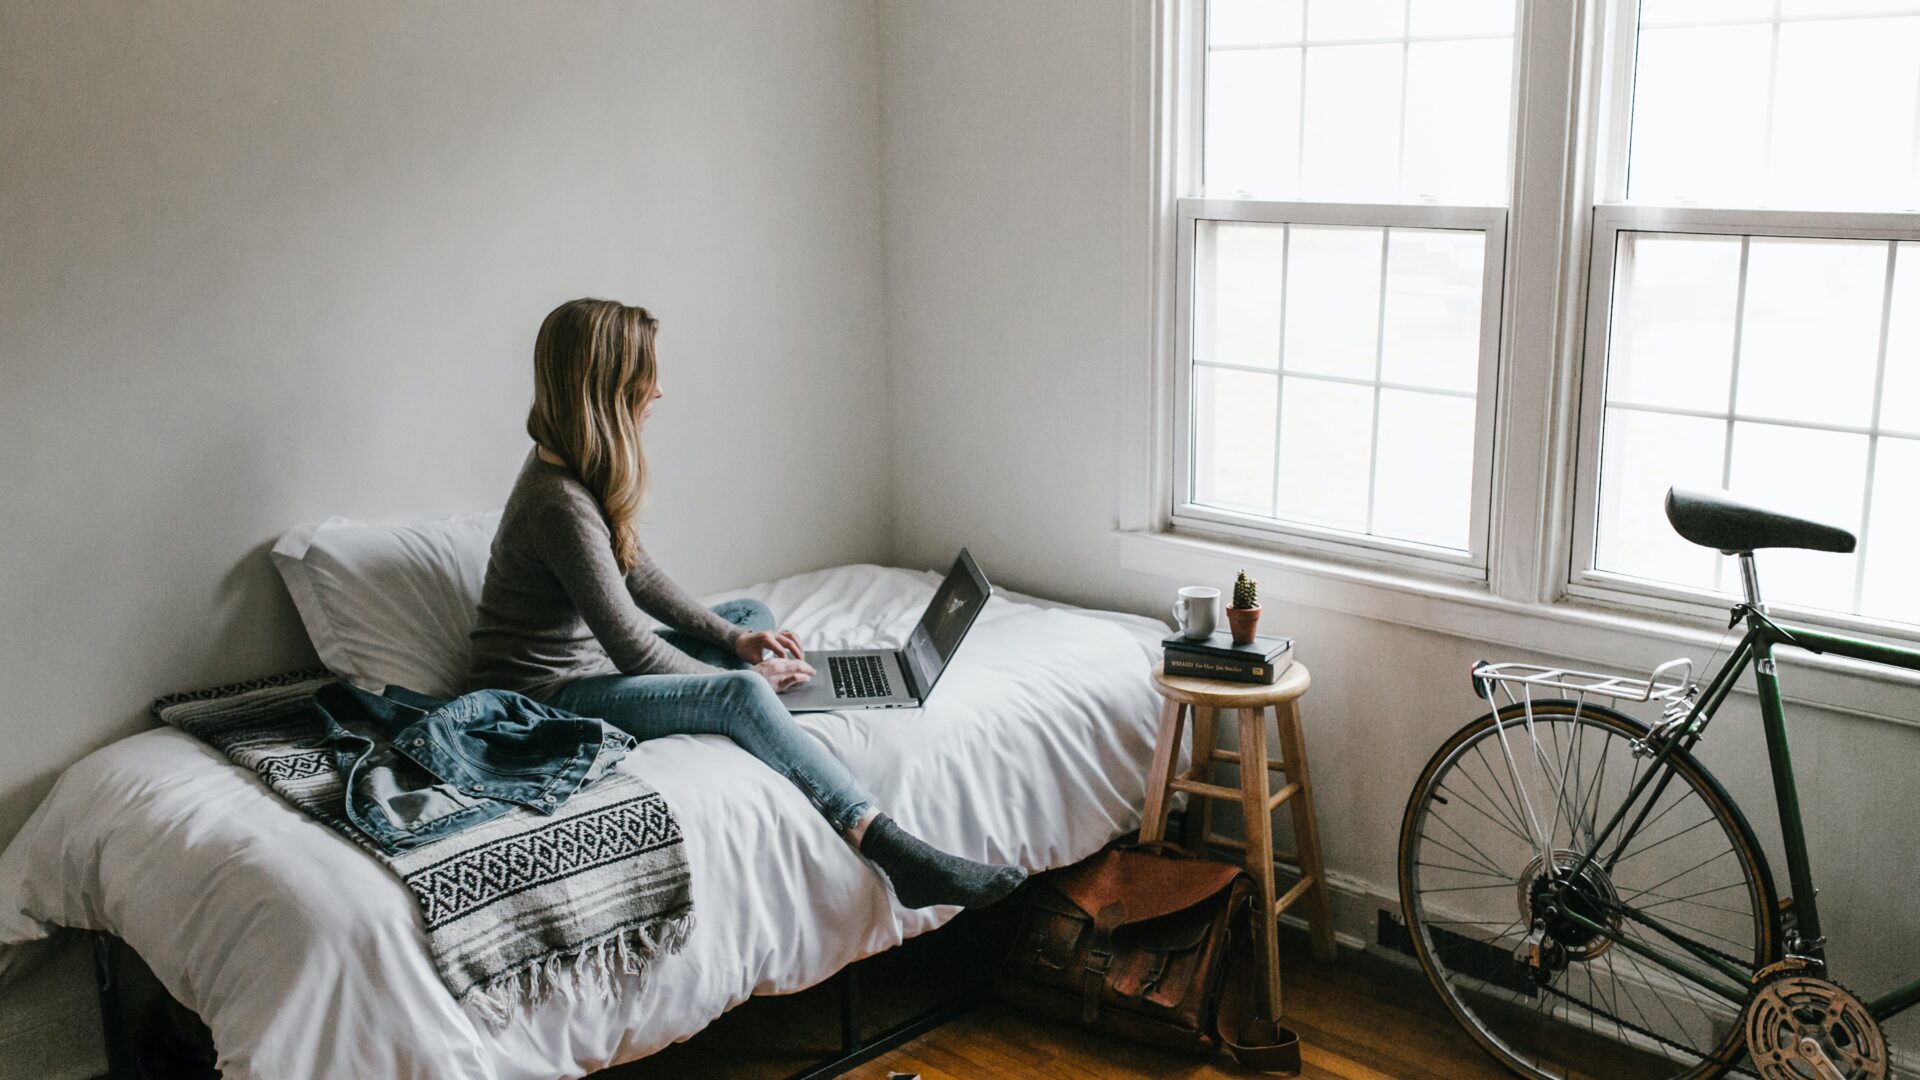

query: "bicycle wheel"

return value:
[1399, 700, 1780, 1080]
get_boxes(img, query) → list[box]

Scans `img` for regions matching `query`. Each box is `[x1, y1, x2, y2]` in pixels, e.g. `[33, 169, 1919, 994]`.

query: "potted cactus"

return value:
[1226, 569, 1261, 645]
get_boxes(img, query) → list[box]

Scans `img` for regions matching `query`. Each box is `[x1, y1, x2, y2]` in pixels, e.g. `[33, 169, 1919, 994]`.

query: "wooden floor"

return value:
[616, 930, 1517, 1080]
[862, 946, 1514, 1080]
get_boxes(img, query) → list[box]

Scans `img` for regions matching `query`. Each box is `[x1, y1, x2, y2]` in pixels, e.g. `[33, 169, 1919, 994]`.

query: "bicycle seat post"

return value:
[1736, 552, 1765, 613]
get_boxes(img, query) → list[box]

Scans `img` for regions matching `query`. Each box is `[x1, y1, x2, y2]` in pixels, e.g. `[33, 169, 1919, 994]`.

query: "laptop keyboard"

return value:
[829, 655, 894, 699]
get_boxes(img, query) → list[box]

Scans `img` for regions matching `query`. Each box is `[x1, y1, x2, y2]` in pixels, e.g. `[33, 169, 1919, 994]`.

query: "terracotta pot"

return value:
[1225, 605, 1260, 646]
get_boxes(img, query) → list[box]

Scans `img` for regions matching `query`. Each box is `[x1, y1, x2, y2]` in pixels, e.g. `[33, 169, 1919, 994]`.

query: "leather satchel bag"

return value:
[996, 843, 1302, 1074]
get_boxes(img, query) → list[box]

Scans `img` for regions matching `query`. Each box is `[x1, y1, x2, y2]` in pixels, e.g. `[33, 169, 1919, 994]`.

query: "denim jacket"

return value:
[309, 683, 635, 855]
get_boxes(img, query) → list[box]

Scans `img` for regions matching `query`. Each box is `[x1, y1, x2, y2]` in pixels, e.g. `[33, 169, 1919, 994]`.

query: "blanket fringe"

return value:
[461, 909, 697, 1026]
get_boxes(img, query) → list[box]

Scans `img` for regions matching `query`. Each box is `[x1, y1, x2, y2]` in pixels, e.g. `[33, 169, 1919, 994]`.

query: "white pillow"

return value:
[270, 512, 501, 697]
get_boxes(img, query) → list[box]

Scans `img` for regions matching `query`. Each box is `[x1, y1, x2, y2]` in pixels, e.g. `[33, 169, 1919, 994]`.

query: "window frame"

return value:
[1133, 0, 1920, 713]
[1170, 197, 1509, 577]
[1136, 0, 1920, 645]
[1165, 1, 1523, 580]
[1569, 205, 1920, 635]
[1128, 0, 1920, 714]
[1564, 0, 1920, 642]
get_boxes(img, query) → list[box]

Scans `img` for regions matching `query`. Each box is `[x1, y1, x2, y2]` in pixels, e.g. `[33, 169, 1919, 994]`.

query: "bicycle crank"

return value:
[1746, 974, 1888, 1080]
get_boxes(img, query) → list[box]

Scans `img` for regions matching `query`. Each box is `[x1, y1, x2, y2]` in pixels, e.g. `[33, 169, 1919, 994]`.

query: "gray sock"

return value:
[858, 815, 1027, 910]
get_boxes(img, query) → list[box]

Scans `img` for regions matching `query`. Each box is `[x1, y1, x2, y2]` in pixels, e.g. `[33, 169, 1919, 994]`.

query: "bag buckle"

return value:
[1026, 930, 1052, 968]
[1138, 951, 1170, 998]
[1081, 944, 1115, 1023]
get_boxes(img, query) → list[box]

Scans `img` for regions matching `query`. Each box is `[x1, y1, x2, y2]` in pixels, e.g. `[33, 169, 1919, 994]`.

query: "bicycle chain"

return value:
[1632, 916, 1753, 974]
[1535, 981, 1765, 1078]
[1534, 980, 1900, 1079]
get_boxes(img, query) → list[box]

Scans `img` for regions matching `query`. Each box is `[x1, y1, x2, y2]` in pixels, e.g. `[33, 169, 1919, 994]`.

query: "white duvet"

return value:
[0, 564, 1168, 1079]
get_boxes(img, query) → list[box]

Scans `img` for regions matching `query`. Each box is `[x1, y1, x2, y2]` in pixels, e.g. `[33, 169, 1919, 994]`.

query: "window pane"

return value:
[1194, 221, 1286, 367]
[1373, 390, 1475, 548]
[1209, 0, 1304, 46]
[1193, 365, 1278, 515]
[1307, 0, 1404, 42]
[1204, 0, 1516, 204]
[1781, 0, 1920, 14]
[1726, 422, 1867, 613]
[1408, 0, 1513, 37]
[1767, 18, 1920, 210]
[1299, 44, 1402, 201]
[1284, 225, 1382, 379]
[1606, 233, 1740, 411]
[1628, 14, 1920, 209]
[1185, 221, 1489, 555]
[1877, 242, 1920, 436]
[1860, 436, 1920, 624]
[1593, 231, 1908, 624]
[1638, 0, 1774, 22]
[1594, 409, 1727, 590]
[1380, 229, 1484, 393]
[1402, 38, 1513, 204]
[1204, 47, 1302, 198]
[1276, 377, 1372, 530]
[1627, 25, 1771, 206]
[1736, 238, 1886, 428]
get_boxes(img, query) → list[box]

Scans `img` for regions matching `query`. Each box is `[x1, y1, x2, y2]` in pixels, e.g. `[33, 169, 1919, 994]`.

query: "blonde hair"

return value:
[526, 298, 659, 573]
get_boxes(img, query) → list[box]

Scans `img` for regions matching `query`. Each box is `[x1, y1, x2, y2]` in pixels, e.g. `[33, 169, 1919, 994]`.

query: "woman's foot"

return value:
[858, 814, 1027, 909]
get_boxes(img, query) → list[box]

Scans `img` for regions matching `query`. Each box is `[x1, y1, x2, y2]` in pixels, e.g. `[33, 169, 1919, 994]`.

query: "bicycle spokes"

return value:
[1402, 702, 1773, 1080]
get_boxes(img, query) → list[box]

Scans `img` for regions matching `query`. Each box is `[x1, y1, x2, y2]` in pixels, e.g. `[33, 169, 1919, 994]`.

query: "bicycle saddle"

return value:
[1664, 487, 1856, 555]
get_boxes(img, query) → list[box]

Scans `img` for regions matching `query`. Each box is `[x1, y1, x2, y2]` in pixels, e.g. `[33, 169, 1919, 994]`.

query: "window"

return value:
[1157, 0, 1920, 639]
[1571, 0, 1920, 628]
[1173, 0, 1519, 573]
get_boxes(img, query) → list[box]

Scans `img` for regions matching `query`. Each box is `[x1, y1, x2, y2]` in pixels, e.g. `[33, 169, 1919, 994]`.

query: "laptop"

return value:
[781, 549, 991, 713]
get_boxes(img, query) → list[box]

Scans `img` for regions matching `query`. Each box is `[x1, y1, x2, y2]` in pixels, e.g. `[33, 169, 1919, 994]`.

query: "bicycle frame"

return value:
[1542, 601, 1920, 1022]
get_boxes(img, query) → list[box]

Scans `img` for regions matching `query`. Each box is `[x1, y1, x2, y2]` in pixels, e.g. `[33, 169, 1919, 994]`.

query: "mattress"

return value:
[0, 564, 1169, 1079]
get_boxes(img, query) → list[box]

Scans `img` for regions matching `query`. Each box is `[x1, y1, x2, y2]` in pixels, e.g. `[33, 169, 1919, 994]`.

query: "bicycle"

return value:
[1397, 487, 1917, 1080]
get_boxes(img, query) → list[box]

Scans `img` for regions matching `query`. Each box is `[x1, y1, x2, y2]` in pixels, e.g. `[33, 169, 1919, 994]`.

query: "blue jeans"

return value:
[546, 599, 876, 832]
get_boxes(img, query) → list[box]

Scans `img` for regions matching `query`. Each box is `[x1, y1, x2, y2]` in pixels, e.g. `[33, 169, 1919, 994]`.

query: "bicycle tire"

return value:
[1398, 700, 1781, 1080]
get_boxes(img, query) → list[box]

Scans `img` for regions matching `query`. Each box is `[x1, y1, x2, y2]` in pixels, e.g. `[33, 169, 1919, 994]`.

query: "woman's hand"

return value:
[752, 658, 816, 693]
[736, 629, 805, 664]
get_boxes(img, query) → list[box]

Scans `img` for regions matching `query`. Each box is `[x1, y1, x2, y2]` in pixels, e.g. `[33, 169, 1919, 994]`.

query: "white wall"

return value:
[878, 0, 1920, 1049]
[879, 0, 1135, 612]
[5, 1, 1914, 1074]
[0, 1, 888, 1072]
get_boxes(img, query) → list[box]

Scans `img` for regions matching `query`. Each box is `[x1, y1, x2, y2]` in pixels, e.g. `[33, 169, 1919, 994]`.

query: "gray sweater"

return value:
[466, 449, 746, 698]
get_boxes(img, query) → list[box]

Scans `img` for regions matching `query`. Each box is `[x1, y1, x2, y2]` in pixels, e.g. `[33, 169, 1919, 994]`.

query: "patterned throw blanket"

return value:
[155, 674, 694, 1024]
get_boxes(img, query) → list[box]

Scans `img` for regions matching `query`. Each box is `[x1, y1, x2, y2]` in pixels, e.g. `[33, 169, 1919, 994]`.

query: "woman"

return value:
[467, 298, 1025, 910]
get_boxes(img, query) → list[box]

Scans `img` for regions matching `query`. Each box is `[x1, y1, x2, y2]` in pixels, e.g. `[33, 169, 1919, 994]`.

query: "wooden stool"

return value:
[1139, 661, 1334, 1020]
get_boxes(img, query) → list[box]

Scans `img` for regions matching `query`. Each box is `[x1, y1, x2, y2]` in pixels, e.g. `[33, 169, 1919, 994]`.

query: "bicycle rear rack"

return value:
[1470, 658, 1694, 706]
[1467, 657, 1699, 870]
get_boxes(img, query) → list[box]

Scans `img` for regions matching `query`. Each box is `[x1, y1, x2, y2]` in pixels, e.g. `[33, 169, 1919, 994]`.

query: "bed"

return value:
[0, 559, 1170, 1079]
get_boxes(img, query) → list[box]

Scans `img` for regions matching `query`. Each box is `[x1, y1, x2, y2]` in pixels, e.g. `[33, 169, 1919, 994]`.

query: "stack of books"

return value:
[1162, 630, 1294, 685]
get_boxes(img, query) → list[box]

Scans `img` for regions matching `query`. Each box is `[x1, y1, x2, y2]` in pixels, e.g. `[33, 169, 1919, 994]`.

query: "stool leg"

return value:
[1180, 705, 1218, 851]
[1238, 706, 1283, 1019]
[1138, 699, 1186, 844]
[1276, 697, 1336, 963]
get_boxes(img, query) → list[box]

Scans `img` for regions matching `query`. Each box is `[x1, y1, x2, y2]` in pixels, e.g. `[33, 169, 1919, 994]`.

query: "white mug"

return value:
[1171, 586, 1220, 640]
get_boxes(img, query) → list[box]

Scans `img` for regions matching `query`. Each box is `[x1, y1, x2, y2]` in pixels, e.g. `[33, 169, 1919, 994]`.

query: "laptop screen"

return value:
[905, 550, 989, 692]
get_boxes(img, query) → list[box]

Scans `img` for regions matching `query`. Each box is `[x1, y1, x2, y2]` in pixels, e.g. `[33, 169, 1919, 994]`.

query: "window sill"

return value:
[1112, 528, 1920, 729]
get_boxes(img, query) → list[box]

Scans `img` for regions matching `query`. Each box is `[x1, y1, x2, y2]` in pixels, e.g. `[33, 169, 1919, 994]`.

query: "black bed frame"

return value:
[782, 965, 985, 1080]
[93, 902, 1010, 1080]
